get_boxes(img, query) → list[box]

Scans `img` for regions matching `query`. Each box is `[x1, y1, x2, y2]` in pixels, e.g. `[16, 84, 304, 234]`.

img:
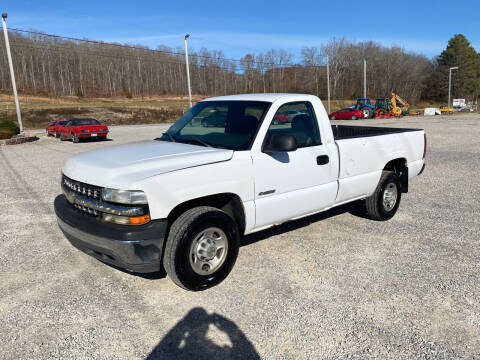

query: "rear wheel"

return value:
[365, 171, 402, 221]
[164, 206, 240, 291]
[351, 115, 357, 120]
[330, 115, 336, 120]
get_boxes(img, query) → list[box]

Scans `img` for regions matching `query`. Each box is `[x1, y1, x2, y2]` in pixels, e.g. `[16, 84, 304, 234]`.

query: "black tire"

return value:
[164, 206, 240, 291]
[99, 135, 107, 141]
[365, 171, 402, 221]
[330, 115, 336, 120]
[351, 115, 357, 120]
[361, 106, 374, 119]
[72, 133, 80, 143]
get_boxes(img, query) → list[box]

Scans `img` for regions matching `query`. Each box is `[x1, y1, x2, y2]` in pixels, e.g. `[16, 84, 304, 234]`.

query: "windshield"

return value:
[71, 118, 100, 126]
[160, 101, 271, 150]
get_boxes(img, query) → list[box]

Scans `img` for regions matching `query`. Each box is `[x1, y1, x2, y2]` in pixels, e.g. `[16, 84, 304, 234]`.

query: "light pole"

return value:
[448, 66, 458, 108]
[326, 55, 330, 114]
[184, 34, 192, 108]
[363, 59, 367, 99]
[2, 13, 23, 133]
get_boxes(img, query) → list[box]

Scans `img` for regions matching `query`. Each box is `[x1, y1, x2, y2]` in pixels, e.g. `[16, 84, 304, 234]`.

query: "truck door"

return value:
[252, 101, 338, 228]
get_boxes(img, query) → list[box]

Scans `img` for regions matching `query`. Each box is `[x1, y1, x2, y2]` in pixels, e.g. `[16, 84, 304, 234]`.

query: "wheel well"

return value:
[383, 158, 408, 192]
[167, 193, 246, 234]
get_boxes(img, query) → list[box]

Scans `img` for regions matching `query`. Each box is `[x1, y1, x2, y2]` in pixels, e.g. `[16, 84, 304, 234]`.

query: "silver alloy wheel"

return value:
[189, 227, 228, 276]
[383, 183, 398, 211]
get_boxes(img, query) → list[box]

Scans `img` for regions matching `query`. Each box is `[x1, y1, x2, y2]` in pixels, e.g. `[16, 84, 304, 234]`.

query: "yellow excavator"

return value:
[390, 92, 409, 116]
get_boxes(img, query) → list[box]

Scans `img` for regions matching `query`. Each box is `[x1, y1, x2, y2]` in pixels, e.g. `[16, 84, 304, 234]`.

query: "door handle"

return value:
[316, 155, 329, 165]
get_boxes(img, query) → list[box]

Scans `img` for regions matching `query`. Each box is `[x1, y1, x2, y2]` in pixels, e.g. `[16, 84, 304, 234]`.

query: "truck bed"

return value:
[331, 124, 425, 205]
[332, 125, 421, 140]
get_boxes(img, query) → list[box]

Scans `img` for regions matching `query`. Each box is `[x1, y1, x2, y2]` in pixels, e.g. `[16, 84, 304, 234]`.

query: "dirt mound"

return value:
[20, 106, 183, 129]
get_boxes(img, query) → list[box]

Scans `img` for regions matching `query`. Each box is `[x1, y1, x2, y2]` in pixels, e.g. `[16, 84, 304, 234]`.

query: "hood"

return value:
[62, 140, 234, 189]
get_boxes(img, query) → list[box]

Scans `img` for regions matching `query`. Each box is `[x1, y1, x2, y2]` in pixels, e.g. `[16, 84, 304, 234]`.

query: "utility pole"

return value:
[2, 13, 23, 132]
[272, 62, 275, 93]
[184, 34, 192, 108]
[448, 66, 458, 108]
[326, 55, 331, 114]
[363, 59, 367, 99]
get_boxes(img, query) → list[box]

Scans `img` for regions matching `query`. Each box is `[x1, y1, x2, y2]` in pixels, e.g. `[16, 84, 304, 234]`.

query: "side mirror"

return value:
[265, 134, 297, 152]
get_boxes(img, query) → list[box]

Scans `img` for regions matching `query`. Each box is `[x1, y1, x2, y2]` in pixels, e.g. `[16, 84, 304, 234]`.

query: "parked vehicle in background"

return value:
[59, 118, 109, 143]
[46, 120, 68, 138]
[273, 110, 305, 124]
[55, 94, 426, 291]
[329, 108, 364, 120]
[349, 98, 375, 118]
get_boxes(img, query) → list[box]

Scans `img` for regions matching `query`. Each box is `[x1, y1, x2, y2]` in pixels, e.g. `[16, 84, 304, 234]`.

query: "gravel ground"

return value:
[1, 113, 479, 359]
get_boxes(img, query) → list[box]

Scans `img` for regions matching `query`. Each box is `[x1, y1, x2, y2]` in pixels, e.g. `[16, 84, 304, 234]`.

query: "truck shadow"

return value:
[242, 200, 368, 247]
[145, 307, 260, 360]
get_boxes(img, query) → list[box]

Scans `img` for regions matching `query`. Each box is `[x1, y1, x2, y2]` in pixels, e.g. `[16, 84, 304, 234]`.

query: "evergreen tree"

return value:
[424, 34, 479, 101]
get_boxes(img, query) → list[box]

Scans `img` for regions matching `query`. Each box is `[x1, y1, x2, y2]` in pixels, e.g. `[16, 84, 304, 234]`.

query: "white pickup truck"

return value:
[55, 94, 426, 291]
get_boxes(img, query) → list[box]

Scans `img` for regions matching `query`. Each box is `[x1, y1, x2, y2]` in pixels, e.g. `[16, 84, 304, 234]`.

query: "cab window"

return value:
[265, 102, 321, 148]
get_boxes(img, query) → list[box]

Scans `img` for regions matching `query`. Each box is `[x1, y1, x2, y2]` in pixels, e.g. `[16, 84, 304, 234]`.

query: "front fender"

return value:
[135, 151, 254, 221]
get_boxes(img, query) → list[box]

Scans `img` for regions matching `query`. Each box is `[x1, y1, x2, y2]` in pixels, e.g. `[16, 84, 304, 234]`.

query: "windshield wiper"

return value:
[162, 132, 177, 142]
[185, 138, 213, 148]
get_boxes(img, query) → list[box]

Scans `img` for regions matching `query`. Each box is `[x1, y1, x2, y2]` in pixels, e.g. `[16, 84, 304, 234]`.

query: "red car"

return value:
[329, 108, 364, 120]
[46, 120, 68, 138]
[59, 118, 109, 143]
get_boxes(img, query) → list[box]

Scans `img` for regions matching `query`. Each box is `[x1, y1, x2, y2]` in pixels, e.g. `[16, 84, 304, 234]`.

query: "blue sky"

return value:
[3, 0, 479, 61]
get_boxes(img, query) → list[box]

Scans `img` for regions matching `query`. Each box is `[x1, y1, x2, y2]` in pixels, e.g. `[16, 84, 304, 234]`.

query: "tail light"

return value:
[423, 133, 427, 159]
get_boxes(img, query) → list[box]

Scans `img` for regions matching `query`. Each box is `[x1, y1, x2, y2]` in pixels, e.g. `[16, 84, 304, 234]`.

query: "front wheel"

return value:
[163, 206, 240, 291]
[365, 171, 402, 221]
[351, 115, 357, 120]
[72, 133, 80, 143]
[330, 115, 336, 120]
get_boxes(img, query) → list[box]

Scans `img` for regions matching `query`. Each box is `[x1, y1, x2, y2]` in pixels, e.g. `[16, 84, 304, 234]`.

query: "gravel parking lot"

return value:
[1, 113, 479, 359]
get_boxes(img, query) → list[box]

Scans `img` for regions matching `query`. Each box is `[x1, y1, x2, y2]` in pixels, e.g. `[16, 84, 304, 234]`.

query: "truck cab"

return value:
[55, 94, 426, 291]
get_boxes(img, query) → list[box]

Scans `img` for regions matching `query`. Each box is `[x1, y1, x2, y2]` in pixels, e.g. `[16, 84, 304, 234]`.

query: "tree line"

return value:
[0, 29, 478, 103]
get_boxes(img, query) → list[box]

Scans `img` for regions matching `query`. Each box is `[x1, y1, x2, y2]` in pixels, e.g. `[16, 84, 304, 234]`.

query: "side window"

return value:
[266, 102, 321, 148]
[65, 121, 72, 127]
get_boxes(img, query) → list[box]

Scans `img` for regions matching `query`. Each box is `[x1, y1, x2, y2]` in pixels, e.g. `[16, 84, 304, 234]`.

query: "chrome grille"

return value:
[62, 174, 101, 200]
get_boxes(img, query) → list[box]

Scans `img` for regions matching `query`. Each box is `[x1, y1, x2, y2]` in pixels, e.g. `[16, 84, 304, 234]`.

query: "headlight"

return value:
[102, 188, 147, 204]
[81, 129, 90, 133]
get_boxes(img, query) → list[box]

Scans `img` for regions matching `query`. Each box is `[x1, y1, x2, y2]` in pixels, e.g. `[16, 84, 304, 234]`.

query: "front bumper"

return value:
[54, 194, 167, 273]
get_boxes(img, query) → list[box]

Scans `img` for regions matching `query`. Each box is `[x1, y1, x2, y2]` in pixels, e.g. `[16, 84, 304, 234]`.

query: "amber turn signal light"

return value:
[129, 214, 151, 225]
[102, 213, 151, 225]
